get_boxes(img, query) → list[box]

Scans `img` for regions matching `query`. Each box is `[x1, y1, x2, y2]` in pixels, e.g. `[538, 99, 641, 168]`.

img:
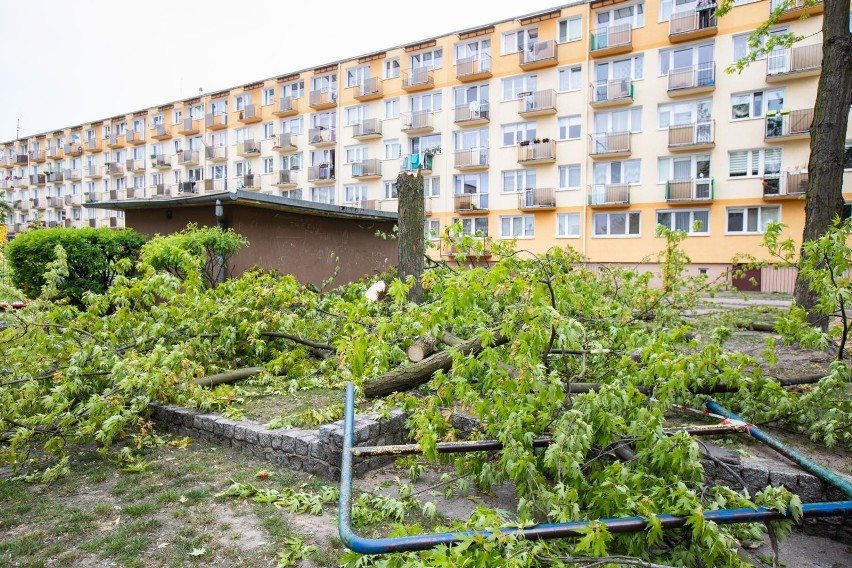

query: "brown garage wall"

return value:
[125, 204, 398, 286]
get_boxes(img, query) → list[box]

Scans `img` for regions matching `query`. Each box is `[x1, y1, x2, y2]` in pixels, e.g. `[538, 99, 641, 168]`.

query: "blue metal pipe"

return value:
[338, 383, 852, 555]
[706, 400, 852, 499]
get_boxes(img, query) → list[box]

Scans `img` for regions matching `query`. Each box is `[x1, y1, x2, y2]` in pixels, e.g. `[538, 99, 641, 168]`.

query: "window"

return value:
[312, 187, 334, 205]
[384, 140, 402, 159]
[425, 219, 441, 240]
[345, 105, 368, 126]
[280, 117, 304, 135]
[345, 145, 368, 164]
[502, 27, 538, 54]
[559, 165, 582, 190]
[732, 28, 787, 62]
[453, 173, 489, 196]
[726, 206, 779, 234]
[594, 2, 645, 30]
[594, 55, 644, 85]
[411, 49, 443, 69]
[500, 215, 535, 238]
[408, 134, 442, 155]
[344, 184, 367, 202]
[593, 159, 641, 184]
[424, 176, 440, 197]
[558, 16, 582, 42]
[281, 153, 302, 170]
[658, 99, 712, 128]
[845, 140, 852, 169]
[557, 213, 581, 237]
[410, 92, 442, 112]
[730, 88, 783, 120]
[263, 88, 275, 105]
[189, 105, 203, 120]
[384, 181, 399, 199]
[658, 154, 710, 183]
[594, 108, 643, 133]
[172, 109, 182, 125]
[281, 80, 305, 99]
[455, 216, 489, 236]
[263, 122, 275, 139]
[384, 58, 400, 79]
[282, 189, 303, 200]
[728, 148, 781, 177]
[659, 0, 698, 22]
[453, 128, 488, 151]
[558, 66, 582, 92]
[262, 157, 274, 174]
[657, 209, 709, 234]
[455, 39, 491, 63]
[502, 170, 536, 193]
[384, 98, 400, 119]
[659, 43, 714, 76]
[501, 122, 536, 146]
[593, 211, 641, 236]
[234, 94, 250, 111]
[558, 116, 582, 140]
[502, 74, 538, 100]
[346, 65, 370, 88]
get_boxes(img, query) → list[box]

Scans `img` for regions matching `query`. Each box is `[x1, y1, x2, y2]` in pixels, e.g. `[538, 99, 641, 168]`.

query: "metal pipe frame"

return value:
[339, 383, 852, 555]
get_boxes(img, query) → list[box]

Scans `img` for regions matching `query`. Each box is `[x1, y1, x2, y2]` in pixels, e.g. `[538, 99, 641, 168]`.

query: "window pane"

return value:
[594, 213, 608, 235]
[610, 213, 626, 235]
[628, 212, 640, 234]
[728, 210, 744, 232]
[747, 208, 759, 232]
[693, 210, 709, 232]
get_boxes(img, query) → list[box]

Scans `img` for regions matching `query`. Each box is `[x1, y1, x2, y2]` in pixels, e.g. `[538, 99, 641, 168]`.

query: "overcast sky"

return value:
[1, 0, 568, 143]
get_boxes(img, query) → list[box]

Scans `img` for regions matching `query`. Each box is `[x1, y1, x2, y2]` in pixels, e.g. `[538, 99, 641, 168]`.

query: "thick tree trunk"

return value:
[793, 0, 852, 330]
[397, 171, 425, 304]
[406, 337, 436, 362]
[363, 331, 508, 398]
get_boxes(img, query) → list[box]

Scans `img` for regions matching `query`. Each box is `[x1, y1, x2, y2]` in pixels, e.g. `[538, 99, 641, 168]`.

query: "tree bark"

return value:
[363, 331, 508, 398]
[406, 337, 436, 362]
[793, 0, 852, 330]
[193, 366, 263, 387]
[397, 171, 425, 304]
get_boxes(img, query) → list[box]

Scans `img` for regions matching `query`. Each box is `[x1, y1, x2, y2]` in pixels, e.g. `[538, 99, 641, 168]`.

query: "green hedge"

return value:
[5, 227, 146, 304]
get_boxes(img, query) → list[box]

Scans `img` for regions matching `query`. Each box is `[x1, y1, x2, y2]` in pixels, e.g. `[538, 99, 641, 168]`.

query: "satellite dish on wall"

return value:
[468, 100, 480, 113]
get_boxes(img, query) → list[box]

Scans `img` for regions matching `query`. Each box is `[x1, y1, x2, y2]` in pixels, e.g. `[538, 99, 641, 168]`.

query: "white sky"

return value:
[1, 0, 568, 143]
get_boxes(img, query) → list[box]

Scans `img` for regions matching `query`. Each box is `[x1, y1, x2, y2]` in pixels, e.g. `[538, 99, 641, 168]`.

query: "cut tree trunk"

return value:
[364, 331, 508, 398]
[407, 337, 436, 362]
[397, 171, 425, 304]
[194, 367, 263, 387]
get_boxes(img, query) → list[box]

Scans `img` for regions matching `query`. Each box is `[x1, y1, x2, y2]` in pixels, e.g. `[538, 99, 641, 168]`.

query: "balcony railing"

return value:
[125, 159, 146, 173]
[668, 63, 716, 94]
[307, 165, 335, 182]
[441, 241, 492, 259]
[47, 147, 64, 160]
[351, 77, 382, 101]
[766, 44, 822, 80]
[668, 10, 717, 42]
[126, 185, 144, 198]
[237, 104, 262, 123]
[47, 171, 64, 183]
[151, 183, 173, 197]
[205, 146, 227, 162]
[203, 179, 228, 193]
[238, 173, 258, 189]
[126, 129, 146, 145]
[177, 149, 200, 166]
[590, 24, 632, 56]
[85, 139, 103, 152]
[107, 162, 125, 176]
[273, 97, 298, 117]
[236, 140, 261, 157]
[29, 150, 46, 162]
[352, 159, 382, 179]
[518, 188, 556, 210]
[402, 67, 434, 91]
[517, 140, 556, 164]
[453, 147, 489, 170]
[30, 174, 46, 186]
[106, 133, 126, 148]
[763, 171, 808, 198]
[150, 124, 172, 140]
[308, 127, 336, 146]
[518, 89, 556, 117]
[178, 117, 201, 135]
[86, 165, 103, 179]
[453, 193, 489, 213]
[273, 133, 298, 152]
[274, 170, 298, 187]
[770, 0, 824, 21]
[454, 102, 489, 125]
[352, 118, 382, 139]
[518, 40, 557, 70]
[668, 120, 715, 149]
[589, 79, 633, 106]
[589, 132, 631, 157]
[588, 184, 630, 206]
[456, 54, 492, 81]
[205, 113, 228, 130]
[64, 143, 83, 156]
[764, 108, 814, 140]
[400, 153, 434, 173]
[152, 154, 172, 169]
[14, 154, 28, 165]
[309, 88, 337, 109]
[401, 111, 434, 133]
[665, 178, 714, 203]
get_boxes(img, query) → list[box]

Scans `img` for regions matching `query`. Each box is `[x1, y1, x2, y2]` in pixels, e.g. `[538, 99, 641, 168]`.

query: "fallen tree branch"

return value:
[193, 366, 263, 387]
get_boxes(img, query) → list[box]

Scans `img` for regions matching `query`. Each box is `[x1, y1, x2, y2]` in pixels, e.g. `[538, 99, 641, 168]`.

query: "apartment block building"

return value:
[2, 0, 849, 288]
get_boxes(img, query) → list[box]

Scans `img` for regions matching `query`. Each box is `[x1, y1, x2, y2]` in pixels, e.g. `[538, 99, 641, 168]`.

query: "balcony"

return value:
[178, 118, 201, 135]
[47, 171, 64, 183]
[401, 111, 434, 134]
[85, 139, 103, 153]
[589, 132, 632, 158]
[453, 193, 489, 213]
[152, 154, 172, 170]
[18, 199, 30, 211]
[64, 143, 83, 157]
[205, 146, 227, 162]
[47, 147, 64, 160]
[29, 150, 46, 163]
[517, 89, 557, 118]
[309, 88, 337, 110]
[151, 183, 173, 197]
[517, 140, 556, 165]
[274, 170, 298, 188]
[203, 179, 228, 193]
[441, 241, 492, 259]
[308, 127, 336, 147]
[400, 153, 434, 174]
[32, 198, 46, 210]
[763, 170, 808, 200]
[669, 11, 717, 43]
[518, 40, 558, 71]
[205, 113, 228, 130]
[665, 178, 714, 204]
[238, 173, 259, 190]
[589, 79, 634, 108]
[177, 150, 200, 166]
[350, 77, 382, 102]
[126, 159, 146, 173]
[402, 67, 434, 92]
[273, 97, 299, 117]
[14, 154, 29, 165]
[107, 162, 125, 176]
[30, 174, 46, 186]
[668, 120, 715, 151]
[86, 165, 104, 179]
[307, 164, 335, 184]
[106, 133, 125, 148]
[590, 24, 632, 58]
[64, 194, 82, 206]
[109, 189, 126, 201]
[518, 188, 556, 211]
[125, 129, 145, 145]
[272, 133, 298, 153]
[236, 140, 262, 158]
[456, 54, 492, 82]
[352, 159, 382, 179]
[454, 101, 490, 127]
[764, 108, 813, 141]
[176, 181, 199, 195]
[770, 0, 824, 22]
[668, 64, 716, 96]
[49, 196, 63, 208]
[766, 44, 822, 82]
[151, 124, 172, 140]
[352, 119, 382, 141]
[453, 148, 488, 171]
[126, 186, 145, 199]
[588, 184, 630, 207]
[236, 104, 262, 124]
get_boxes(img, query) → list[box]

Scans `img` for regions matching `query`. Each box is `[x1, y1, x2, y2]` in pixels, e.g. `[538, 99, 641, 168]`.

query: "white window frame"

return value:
[730, 88, 784, 121]
[556, 213, 582, 238]
[728, 148, 782, 178]
[593, 211, 642, 237]
[594, 2, 645, 30]
[424, 176, 440, 197]
[383, 140, 402, 159]
[344, 183, 367, 202]
[501, 74, 538, 101]
[559, 165, 582, 190]
[384, 58, 400, 79]
[262, 87, 275, 106]
[558, 16, 583, 43]
[454, 216, 489, 237]
[726, 206, 780, 234]
[501, 122, 537, 146]
[558, 65, 583, 92]
[558, 115, 582, 140]
[410, 49, 443, 69]
[425, 219, 441, 240]
[501, 169, 536, 193]
[384, 98, 400, 120]
[499, 215, 535, 238]
[501, 27, 538, 55]
[656, 208, 710, 235]
[384, 180, 399, 199]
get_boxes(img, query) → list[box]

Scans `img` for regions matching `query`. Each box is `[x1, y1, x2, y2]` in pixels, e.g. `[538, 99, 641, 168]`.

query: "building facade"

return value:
[1, 0, 849, 287]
